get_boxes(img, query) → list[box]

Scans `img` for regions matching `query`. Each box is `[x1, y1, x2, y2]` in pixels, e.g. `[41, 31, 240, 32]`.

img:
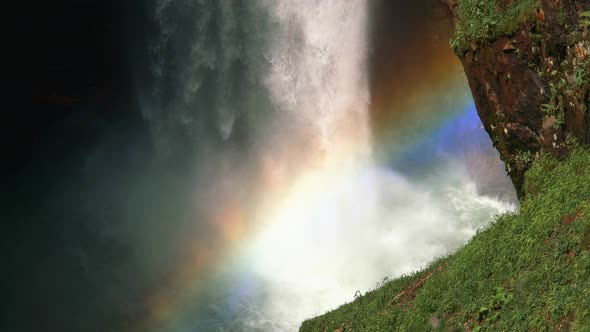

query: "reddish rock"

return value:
[442, 0, 590, 198]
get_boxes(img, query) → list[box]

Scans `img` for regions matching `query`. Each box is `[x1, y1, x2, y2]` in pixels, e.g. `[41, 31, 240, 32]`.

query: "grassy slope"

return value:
[300, 149, 590, 331]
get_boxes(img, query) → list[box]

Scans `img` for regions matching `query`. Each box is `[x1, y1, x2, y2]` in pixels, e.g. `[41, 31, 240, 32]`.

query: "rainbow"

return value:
[124, 3, 515, 331]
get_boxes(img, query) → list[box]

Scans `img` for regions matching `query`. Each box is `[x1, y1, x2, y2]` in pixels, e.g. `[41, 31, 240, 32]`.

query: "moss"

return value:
[300, 149, 590, 331]
[450, 0, 540, 54]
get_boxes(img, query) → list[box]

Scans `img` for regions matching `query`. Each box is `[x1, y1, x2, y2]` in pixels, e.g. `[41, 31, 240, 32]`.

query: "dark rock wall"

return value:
[4, 2, 155, 331]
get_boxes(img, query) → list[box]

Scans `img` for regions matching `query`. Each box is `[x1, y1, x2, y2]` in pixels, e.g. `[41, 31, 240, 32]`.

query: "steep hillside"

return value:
[300, 149, 590, 331]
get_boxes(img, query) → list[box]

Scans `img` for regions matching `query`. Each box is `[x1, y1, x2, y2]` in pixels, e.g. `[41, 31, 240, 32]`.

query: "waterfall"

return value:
[142, 0, 371, 168]
[138, 1, 515, 331]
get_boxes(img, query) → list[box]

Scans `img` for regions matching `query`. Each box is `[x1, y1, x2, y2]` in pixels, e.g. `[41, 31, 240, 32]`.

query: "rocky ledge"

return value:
[442, 0, 590, 198]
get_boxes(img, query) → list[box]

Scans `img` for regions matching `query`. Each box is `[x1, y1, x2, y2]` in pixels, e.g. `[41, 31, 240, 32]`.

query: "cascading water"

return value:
[139, 1, 516, 331]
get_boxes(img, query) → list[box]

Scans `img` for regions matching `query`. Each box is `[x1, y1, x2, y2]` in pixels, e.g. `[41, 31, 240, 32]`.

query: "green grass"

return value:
[300, 149, 590, 331]
[450, 0, 540, 53]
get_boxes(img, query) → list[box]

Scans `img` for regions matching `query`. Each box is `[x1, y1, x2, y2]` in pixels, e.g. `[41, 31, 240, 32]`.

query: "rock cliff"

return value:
[443, 0, 590, 198]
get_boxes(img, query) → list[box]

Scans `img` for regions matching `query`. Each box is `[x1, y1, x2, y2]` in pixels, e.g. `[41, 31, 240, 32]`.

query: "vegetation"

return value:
[533, 8, 590, 136]
[450, 0, 540, 54]
[300, 149, 590, 331]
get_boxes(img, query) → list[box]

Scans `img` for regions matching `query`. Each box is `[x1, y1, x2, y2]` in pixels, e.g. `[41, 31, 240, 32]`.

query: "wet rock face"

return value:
[461, 34, 547, 196]
[443, 0, 590, 198]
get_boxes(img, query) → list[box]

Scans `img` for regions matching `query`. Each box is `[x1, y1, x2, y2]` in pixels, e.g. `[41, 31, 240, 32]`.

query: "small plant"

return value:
[491, 286, 513, 308]
[516, 150, 534, 164]
[556, 9, 566, 25]
[541, 102, 558, 114]
[354, 290, 363, 299]
[554, 112, 565, 129]
[478, 306, 490, 321]
[567, 133, 581, 149]
[450, 27, 466, 53]
[375, 276, 389, 289]
[580, 11, 590, 28]
[493, 134, 501, 146]
[574, 67, 587, 88]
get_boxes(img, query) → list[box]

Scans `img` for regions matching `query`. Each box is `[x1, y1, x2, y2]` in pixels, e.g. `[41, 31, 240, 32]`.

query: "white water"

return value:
[263, 0, 371, 157]
[143, 1, 516, 331]
[246, 164, 514, 331]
